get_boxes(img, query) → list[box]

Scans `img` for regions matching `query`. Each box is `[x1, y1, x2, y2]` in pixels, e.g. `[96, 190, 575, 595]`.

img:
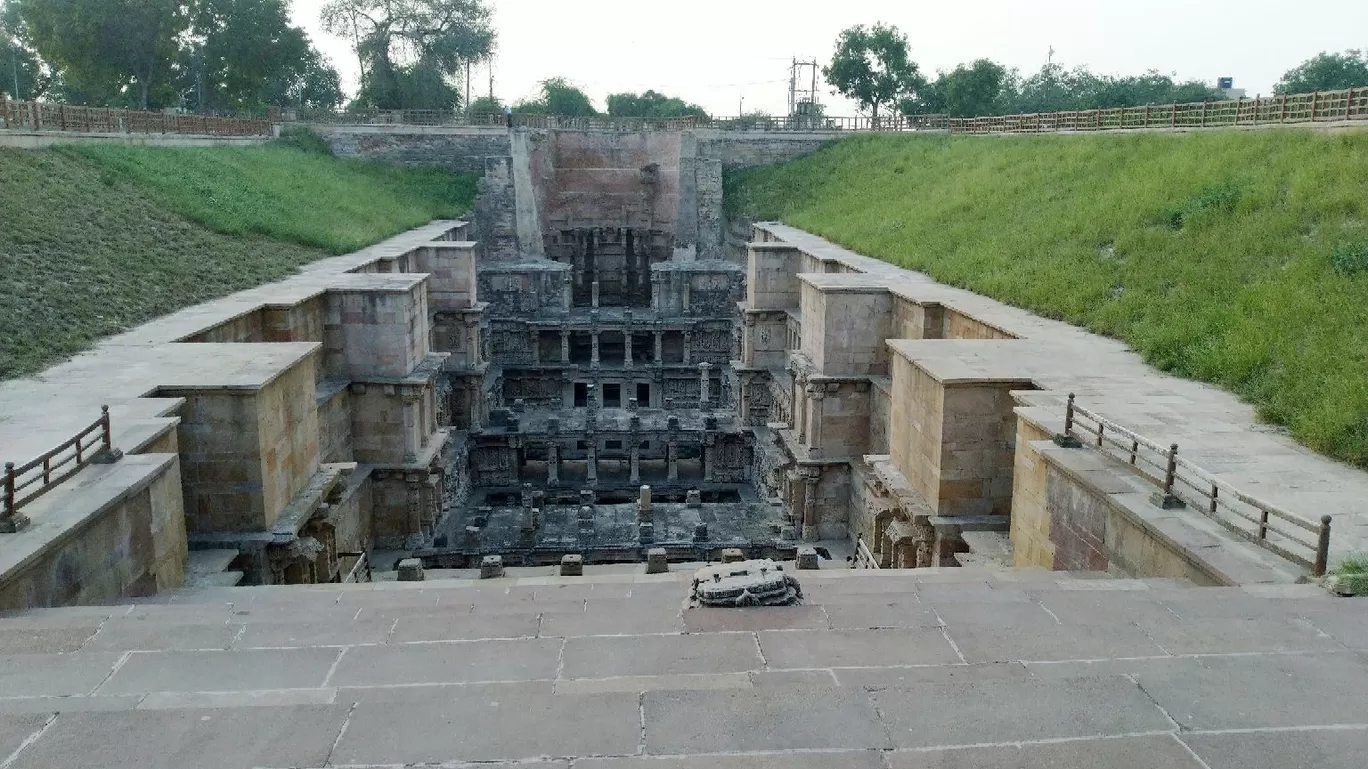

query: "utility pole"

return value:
[466, 61, 471, 110]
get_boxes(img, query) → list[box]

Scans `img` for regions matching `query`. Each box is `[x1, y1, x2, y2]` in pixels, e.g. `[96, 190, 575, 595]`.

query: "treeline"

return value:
[823, 24, 1368, 121]
[0, 0, 343, 112]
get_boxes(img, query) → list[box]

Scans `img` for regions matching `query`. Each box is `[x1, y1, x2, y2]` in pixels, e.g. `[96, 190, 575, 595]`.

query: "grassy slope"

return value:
[728, 130, 1368, 468]
[1, 142, 478, 380]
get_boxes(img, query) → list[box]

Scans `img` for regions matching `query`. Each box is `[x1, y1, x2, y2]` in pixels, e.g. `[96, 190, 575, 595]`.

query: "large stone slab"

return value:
[388, 612, 540, 642]
[232, 618, 394, 648]
[872, 676, 1173, 748]
[757, 628, 962, 668]
[0, 626, 98, 654]
[0, 653, 122, 697]
[98, 648, 341, 694]
[579, 753, 888, 769]
[7, 705, 350, 769]
[0, 714, 50, 760]
[328, 638, 561, 686]
[1133, 616, 1341, 655]
[683, 606, 829, 633]
[643, 686, 892, 754]
[883, 734, 1203, 768]
[1130, 652, 1368, 730]
[83, 621, 243, 652]
[820, 600, 940, 630]
[540, 599, 683, 636]
[562, 633, 761, 679]
[1182, 728, 1368, 769]
[944, 618, 1167, 663]
[331, 692, 640, 764]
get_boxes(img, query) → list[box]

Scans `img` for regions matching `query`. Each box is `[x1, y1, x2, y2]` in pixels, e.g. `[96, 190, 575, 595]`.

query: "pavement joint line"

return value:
[322, 700, 358, 768]
[382, 618, 398, 644]
[636, 691, 647, 756]
[0, 711, 57, 769]
[555, 637, 567, 681]
[87, 650, 132, 696]
[320, 646, 349, 688]
[1171, 733, 1216, 769]
[752, 632, 768, 669]
[1130, 620, 1173, 656]
[1124, 673, 1187, 732]
[1035, 600, 1063, 625]
[228, 624, 247, 647]
[932, 608, 967, 665]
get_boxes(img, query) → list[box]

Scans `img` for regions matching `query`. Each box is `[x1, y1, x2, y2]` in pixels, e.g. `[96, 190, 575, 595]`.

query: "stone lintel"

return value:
[325, 273, 429, 294]
[886, 339, 1038, 387]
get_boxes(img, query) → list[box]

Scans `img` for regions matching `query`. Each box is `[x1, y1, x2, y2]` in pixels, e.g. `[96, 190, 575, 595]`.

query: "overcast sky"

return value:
[291, 0, 1368, 116]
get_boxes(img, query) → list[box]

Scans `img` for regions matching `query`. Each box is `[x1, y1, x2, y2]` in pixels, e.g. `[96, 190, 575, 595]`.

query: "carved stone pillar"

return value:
[563, 274, 573, 312]
[629, 443, 641, 484]
[586, 441, 598, 486]
[699, 362, 713, 410]
[548, 443, 560, 485]
[682, 332, 692, 365]
[651, 273, 662, 310]
[795, 379, 807, 443]
[591, 331, 600, 367]
[624, 332, 633, 368]
[560, 330, 570, 364]
[530, 329, 540, 364]
[703, 435, 716, 483]
[667, 441, 679, 481]
[591, 281, 601, 308]
[466, 319, 481, 366]
[803, 473, 820, 542]
[682, 277, 691, 314]
[742, 315, 756, 365]
[468, 381, 482, 431]
[653, 331, 663, 363]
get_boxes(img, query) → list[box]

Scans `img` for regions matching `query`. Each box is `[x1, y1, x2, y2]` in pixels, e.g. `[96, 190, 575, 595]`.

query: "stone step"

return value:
[185, 548, 240, 577]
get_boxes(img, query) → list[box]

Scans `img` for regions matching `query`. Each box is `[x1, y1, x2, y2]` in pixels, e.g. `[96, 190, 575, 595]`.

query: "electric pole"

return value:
[466, 61, 471, 110]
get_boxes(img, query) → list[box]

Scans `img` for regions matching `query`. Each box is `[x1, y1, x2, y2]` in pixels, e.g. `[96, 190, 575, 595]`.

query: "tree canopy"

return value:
[823, 23, 924, 120]
[513, 77, 596, 116]
[321, 0, 494, 111]
[0, 2, 52, 98]
[606, 90, 708, 119]
[904, 60, 1225, 118]
[10, 0, 341, 111]
[1275, 50, 1368, 94]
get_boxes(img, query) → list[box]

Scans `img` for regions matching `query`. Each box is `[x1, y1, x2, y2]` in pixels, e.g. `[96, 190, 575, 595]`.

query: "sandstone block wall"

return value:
[315, 126, 512, 173]
[324, 280, 430, 380]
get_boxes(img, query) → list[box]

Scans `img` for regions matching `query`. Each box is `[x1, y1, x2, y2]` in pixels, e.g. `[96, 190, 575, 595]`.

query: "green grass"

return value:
[65, 140, 478, 254]
[1333, 555, 1368, 595]
[1, 142, 478, 380]
[728, 130, 1368, 469]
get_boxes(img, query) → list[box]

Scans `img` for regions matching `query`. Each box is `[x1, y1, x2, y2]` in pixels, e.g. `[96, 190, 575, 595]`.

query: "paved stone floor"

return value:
[1, 568, 1365, 768]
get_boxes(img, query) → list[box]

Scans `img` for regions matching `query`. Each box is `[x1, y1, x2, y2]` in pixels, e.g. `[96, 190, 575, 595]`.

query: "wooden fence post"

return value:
[1346, 89, 1354, 119]
[1280, 93, 1288, 122]
[1170, 102, 1177, 128]
[0, 93, 7, 130]
[1314, 516, 1332, 577]
[1200, 100, 1208, 127]
[1311, 91, 1319, 121]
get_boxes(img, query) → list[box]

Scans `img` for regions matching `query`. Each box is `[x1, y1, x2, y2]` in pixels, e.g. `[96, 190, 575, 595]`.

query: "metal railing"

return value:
[2, 406, 119, 533]
[0, 96, 273, 136]
[1060, 394, 1332, 576]
[952, 87, 1368, 134]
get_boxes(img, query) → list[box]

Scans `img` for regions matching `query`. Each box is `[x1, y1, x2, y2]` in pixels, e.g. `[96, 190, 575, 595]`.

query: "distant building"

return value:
[1218, 77, 1247, 99]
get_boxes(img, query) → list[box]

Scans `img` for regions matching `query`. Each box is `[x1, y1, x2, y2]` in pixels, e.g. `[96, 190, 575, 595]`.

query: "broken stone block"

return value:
[693, 523, 709, 542]
[646, 548, 669, 574]
[638, 522, 655, 544]
[480, 555, 504, 579]
[560, 554, 583, 577]
[686, 489, 703, 508]
[397, 558, 425, 582]
[796, 546, 819, 570]
[721, 547, 745, 563]
[691, 559, 803, 607]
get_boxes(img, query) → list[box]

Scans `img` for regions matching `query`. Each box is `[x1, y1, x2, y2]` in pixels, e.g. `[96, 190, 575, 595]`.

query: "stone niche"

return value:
[887, 339, 1035, 518]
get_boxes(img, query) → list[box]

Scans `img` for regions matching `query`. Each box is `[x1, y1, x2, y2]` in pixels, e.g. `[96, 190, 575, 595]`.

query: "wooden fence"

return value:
[2, 406, 117, 533]
[0, 96, 273, 136]
[951, 87, 1368, 134]
[1061, 394, 1332, 577]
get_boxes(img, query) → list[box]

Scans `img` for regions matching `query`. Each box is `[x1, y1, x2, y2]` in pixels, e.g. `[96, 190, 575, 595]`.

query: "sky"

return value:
[291, 0, 1368, 116]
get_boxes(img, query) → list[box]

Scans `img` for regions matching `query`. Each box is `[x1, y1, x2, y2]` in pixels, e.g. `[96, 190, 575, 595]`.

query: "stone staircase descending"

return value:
[0, 567, 1364, 769]
[183, 549, 244, 589]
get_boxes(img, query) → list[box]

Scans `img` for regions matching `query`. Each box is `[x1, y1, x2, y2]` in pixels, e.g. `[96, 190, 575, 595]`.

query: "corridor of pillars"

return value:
[567, 228, 654, 308]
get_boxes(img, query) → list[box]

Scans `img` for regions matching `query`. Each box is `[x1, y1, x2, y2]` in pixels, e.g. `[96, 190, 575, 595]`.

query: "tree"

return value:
[606, 89, 708, 119]
[0, 1, 53, 99]
[514, 77, 596, 116]
[267, 47, 344, 111]
[1275, 50, 1368, 94]
[465, 94, 503, 117]
[188, 0, 327, 112]
[17, 0, 188, 109]
[322, 0, 494, 111]
[917, 59, 1009, 117]
[822, 23, 923, 122]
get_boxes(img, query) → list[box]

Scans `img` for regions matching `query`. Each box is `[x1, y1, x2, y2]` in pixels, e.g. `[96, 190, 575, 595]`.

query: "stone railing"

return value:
[854, 534, 881, 569]
[0, 96, 273, 136]
[1058, 394, 1333, 576]
[2, 406, 120, 533]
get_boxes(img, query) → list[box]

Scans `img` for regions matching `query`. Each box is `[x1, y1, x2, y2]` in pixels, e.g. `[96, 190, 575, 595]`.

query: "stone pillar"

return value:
[548, 443, 560, 485]
[795, 382, 807, 443]
[560, 330, 571, 363]
[468, 382, 483, 431]
[630, 443, 641, 484]
[742, 315, 756, 365]
[702, 437, 716, 483]
[587, 441, 598, 485]
[667, 441, 679, 481]
[682, 332, 692, 365]
[591, 281, 601, 308]
[637, 485, 652, 521]
[651, 274, 662, 309]
[699, 362, 712, 410]
[654, 331, 664, 364]
[624, 332, 634, 368]
[803, 473, 820, 542]
[466, 319, 482, 366]
[563, 274, 573, 312]
[806, 385, 825, 452]
[591, 332, 600, 367]
[682, 277, 691, 314]
[530, 329, 540, 364]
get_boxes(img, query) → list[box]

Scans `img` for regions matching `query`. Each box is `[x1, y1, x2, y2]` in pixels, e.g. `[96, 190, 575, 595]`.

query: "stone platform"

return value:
[0, 569, 1364, 768]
